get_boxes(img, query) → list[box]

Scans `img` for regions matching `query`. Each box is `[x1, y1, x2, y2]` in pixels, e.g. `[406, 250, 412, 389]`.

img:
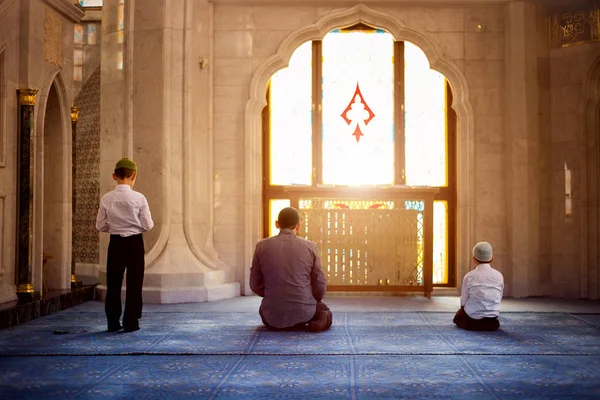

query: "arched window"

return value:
[264, 25, 456, 292]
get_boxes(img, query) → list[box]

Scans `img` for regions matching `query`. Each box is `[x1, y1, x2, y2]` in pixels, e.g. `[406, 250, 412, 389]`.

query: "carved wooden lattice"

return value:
[298, 199, 424, 286]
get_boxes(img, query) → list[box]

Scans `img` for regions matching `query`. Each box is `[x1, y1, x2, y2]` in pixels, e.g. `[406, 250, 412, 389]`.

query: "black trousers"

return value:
[453, 307, 500, 332]
[260, 302, 332, 332]
[105, 234, 145, 329]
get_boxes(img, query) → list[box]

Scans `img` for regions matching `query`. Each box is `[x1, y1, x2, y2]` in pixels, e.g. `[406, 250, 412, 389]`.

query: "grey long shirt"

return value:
[250, 229, 327, 328]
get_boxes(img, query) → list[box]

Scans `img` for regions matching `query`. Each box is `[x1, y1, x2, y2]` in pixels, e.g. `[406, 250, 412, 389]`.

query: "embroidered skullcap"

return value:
[115, 158, 137, 171]
[277, 207, 300, 229]
[473, 241, 493, 262]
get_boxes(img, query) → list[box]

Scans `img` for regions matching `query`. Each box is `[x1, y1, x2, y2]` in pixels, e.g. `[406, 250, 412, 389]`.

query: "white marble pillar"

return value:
[98, 0, 126, 282]
[98, 0, 239, 303]
[504, 1, 542, 297]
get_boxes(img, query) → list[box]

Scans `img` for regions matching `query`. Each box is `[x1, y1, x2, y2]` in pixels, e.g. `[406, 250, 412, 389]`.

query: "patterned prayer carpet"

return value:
[1, 305, 600, 399]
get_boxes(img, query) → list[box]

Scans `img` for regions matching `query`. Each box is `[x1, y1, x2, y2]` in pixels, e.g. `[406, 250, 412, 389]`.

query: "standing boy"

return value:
[453, 241, 504, 331]
[96, 158, 154, 332]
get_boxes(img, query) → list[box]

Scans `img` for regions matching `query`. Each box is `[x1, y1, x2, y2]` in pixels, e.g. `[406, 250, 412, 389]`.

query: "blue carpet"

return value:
[1, 309, 599, 399]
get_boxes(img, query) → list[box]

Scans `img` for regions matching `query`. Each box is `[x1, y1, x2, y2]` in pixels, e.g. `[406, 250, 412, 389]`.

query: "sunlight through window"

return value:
[269, 42, 312, 185]
[322, 29, 394, 186]
[405, 42, 447, 187]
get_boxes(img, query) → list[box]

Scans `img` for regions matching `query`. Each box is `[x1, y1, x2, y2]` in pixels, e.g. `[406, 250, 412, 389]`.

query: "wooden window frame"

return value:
[262, 32, 457, 287]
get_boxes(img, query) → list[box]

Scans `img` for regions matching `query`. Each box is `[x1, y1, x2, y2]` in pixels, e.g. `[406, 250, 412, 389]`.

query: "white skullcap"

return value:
[473, 241, 493, 262]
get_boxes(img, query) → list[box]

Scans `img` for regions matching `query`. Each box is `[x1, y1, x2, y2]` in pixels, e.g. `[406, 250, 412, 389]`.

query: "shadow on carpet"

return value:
[1, 310, 599, 399]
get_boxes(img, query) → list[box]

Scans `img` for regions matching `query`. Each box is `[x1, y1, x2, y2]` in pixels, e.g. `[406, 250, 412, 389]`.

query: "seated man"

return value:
[453, 241, 504, 332]
[250, 207, 332, 332]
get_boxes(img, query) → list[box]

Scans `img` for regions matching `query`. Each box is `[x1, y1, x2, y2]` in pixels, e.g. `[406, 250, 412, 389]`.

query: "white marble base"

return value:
[95, 282, 240, 304]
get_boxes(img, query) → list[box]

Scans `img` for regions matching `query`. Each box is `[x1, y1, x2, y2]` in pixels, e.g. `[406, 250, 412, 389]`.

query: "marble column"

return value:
[504, 2, 542, 297]
[96, 0, 239, 303]
[70, 106, 82, 288]
[16, 88, 39, 303]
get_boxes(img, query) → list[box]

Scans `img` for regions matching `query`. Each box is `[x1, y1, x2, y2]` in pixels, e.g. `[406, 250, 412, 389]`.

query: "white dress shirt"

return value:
[96, 184, 154, 237]
[460, 263, 504, 319]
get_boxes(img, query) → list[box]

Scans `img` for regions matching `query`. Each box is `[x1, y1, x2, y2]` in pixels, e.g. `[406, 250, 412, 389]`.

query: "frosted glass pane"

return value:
[74, 49, 83, 66]
[269, 41, 312, 185]
[405, 42, 447, 187]
[433, 201, 448, 284]
[269, 199, 291, 237]
[322, 30, 394, 186]
[74, 66, 83, 82]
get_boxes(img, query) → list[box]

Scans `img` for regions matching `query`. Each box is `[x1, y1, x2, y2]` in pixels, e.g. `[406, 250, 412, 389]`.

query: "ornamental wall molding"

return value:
[43, 0, 85, 23]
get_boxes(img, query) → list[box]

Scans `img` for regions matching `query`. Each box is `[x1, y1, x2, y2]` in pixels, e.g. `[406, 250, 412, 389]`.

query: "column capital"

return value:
[71, 106, 80, 122]
[17, 283, 34, 293]
[17, 89, 39, 106]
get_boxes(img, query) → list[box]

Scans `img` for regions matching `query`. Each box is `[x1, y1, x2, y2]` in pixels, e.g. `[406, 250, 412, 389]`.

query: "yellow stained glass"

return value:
[405, 42, 447, 187]
[269, 41, 312, 185]
[433, 201, 448, 284]
[118, 4, 125, 31]
[74, 24, 84, 44]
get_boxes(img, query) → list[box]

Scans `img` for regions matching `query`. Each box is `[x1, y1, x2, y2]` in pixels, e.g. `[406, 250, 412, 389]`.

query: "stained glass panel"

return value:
[322, 30, 394, 186]
[269, 41, 312, 185]
[74, 24, 84, 45]
[87, 24, 98, 45]
[78, 0, 103, 7]
[433, 201, 448, 284]
[405, 42, 447, 187]
[118, 2, 125, 31]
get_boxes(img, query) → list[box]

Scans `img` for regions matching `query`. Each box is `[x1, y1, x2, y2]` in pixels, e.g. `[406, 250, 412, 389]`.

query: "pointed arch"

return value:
[244, 4, 476, 294]
[32, 69, 73, 292]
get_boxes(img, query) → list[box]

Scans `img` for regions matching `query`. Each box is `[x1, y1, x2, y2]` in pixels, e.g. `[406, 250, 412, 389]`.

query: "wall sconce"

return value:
[476, 24, 485, 32]
[199, 57, 208, 70]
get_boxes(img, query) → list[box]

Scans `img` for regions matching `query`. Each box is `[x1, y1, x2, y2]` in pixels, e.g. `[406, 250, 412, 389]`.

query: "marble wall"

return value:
[210, 1, 598, 299]
[547, 41, 600, 298]
[211, 2, 509, 294]
[0, 0, 84, 305]
[3, 0, 597, 306]
[0, 0, 21, 305]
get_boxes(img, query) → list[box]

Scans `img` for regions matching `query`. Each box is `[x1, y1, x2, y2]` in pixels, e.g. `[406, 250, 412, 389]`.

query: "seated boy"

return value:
[453, 241, 504, 332]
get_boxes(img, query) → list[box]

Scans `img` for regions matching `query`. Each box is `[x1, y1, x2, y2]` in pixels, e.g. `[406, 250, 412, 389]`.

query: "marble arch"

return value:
[244, 4, 476, 294]
[34, 70, 73, 292]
